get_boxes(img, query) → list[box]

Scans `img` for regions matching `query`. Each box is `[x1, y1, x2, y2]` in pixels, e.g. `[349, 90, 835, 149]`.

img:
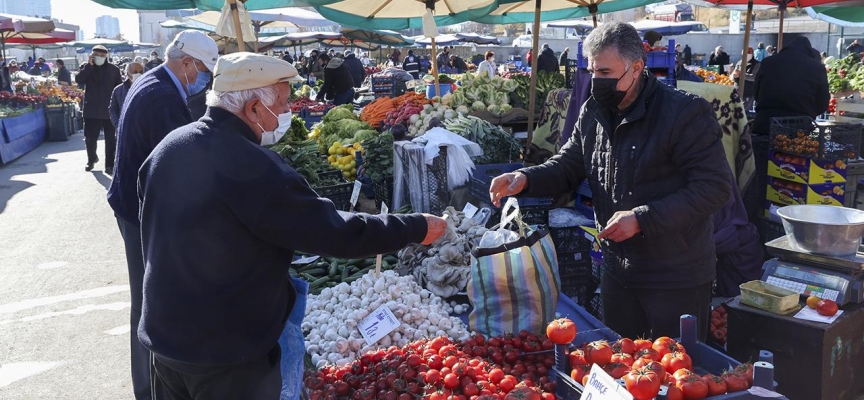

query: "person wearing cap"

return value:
[402, 49, 420, 79]
[137, 52, 447, 398]
[315, 53, 355, 105]
[76, 45, 122, 173]
[145, 50, 163, 71]
[342, 49, 365, 87]
[106, 29, 218, 400]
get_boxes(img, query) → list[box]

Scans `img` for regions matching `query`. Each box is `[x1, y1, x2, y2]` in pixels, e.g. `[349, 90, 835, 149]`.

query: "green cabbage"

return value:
[322, 105, 357, 123]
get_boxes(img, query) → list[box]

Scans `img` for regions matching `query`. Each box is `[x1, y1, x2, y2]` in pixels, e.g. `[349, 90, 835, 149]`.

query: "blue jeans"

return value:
[332, 88, 355, 106]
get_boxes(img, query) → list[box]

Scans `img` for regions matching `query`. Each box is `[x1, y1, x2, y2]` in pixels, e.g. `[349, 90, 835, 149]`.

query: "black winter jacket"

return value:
[753, 37, 829, 135]
[343, 53, 366, 87]
[76, 62, 122, 120]
[318, 58, 354, 101]
[537, 48, 559, 73]
[520, 74, 731, 289]
[137, 106, 428, 365]
[708, 52, 730, 75]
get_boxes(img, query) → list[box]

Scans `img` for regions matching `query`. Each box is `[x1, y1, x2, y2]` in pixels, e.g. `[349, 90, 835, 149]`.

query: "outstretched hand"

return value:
[489, 172, 528, 207]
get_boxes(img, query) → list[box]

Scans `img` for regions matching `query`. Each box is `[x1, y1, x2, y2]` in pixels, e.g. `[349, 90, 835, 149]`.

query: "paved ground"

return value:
[0, 133, 134, 399]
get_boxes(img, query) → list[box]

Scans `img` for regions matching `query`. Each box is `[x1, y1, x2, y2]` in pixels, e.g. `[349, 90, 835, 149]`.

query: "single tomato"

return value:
[624, 367, 662, 400]
[546, 318, 578, 345]
[603, 362, 631, 379]
[613, 338, 637, 355]
[570, 364, 591, 385]
[665, 384, 685, 400]
[584, 340, 613, 366]
[703, 373, 728, 396]
[675, 374, 708, 400]
[723, 371, 749, 393]
[611, 352, 635, 367]
[661, 352, 693, 374]
[817, 299, 839, 317]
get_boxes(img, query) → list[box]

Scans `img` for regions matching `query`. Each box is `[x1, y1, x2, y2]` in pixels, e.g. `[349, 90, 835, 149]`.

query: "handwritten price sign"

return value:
[358, 304, 400, 345]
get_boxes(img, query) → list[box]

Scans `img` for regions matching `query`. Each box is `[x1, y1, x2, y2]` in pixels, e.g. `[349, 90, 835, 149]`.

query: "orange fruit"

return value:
[806, 296, 821, 309]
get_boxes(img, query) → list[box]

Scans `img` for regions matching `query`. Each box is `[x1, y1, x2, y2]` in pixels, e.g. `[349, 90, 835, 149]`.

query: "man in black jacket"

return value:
[138, 53, 447, 398]
[342, 50, 365, 87]
[448, 54, 469, 73]
[107, 29, 218, 400]
[559, 47, 570, 68]
[536, 43, 559, 73]
[56, 59, 71, 85]
[402, 49, 420, 79]
[315, 54, 355, 105]
[145, 50, 163, 71]
[76, 45, 122, 172]
[490, 22, 731, 340]
[753, 37, 829, 136]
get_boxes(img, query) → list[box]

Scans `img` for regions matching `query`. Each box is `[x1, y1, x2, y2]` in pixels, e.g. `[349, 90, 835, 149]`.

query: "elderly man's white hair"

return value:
[205, 86, 280, 114]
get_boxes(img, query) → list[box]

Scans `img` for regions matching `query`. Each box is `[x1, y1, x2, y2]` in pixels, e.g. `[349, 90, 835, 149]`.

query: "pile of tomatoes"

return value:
[568, 337, 754, 400]
[304, 332, 559, 400]
[709, 306, 728, 346]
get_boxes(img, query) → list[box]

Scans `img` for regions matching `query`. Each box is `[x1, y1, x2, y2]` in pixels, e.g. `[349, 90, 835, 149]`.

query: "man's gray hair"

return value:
[205, 86, 280, 114]
[165, 41, 189, 62]
[583, 22, 646, 64]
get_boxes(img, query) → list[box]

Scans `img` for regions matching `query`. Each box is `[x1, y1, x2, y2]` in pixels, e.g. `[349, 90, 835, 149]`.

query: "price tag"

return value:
[375, 203, 389, 278]
[358, 304, 400, 345]
[462, 202, 479, 219]
[579, 364, 633, 400]
[349, 180, 363, 211]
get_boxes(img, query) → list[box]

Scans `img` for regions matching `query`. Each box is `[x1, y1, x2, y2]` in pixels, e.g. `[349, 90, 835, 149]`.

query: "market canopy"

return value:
[244, 7, 335, 27]
[4, 29, 76, 45]
[90, 0, 341, 10]
[454, 33, 500, 45]
[806, 5, 864, 26]
[472, 0, 667, 25]
[260, 31, 343, 47]
[0, 13, 57, 56]
[339, 27, 414, 46]
[413, 34, 461, 47]
[186, 10, 304, 37]
[630, 20, 708, 35]
[313, 0, 499, 30]
[66, 38, 131, 49]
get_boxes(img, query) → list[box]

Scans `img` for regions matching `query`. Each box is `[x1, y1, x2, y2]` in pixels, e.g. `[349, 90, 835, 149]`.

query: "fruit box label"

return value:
[578, 226, 603, 261]
[767, 151, 847, 184]
[766, 178, 845, 207]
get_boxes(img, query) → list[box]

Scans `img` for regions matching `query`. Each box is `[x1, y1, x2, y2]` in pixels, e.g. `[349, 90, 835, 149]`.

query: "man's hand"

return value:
[88, 55, 94, 66]
[421, 214, 448, 245]
[489, 172, 528, 207]
[597, 210, 641, 243]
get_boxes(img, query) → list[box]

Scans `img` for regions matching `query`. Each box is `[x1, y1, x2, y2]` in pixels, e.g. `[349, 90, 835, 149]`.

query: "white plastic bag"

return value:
[478, 198, 524, 248]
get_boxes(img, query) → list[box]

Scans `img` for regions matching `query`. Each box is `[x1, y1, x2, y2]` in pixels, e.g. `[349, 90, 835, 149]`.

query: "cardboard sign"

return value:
[579, 364, 633, 400]
[358, 304, 400, 345]
[349, 180, 363, 209]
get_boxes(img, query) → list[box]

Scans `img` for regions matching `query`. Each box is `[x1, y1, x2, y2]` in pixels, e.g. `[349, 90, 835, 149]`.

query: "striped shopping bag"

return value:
[468, 198, 561, 337]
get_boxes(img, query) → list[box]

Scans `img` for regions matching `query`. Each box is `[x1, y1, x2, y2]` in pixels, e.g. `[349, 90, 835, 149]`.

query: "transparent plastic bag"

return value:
[478, 198, 525, 248]
[279, 277, 309, 400]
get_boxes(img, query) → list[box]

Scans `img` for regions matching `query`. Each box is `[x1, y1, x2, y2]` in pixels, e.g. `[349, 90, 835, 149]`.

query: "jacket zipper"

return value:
[627, 146, 636, 197]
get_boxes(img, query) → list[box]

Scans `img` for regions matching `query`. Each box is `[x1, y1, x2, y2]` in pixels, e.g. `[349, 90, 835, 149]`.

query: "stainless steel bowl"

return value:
[777, 205, 864, 256]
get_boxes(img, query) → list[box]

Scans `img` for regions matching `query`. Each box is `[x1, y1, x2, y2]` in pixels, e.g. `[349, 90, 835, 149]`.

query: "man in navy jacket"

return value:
[138, 53, 447, 398]
[76, 45, 121, 173]
[106, 29, 218, 400]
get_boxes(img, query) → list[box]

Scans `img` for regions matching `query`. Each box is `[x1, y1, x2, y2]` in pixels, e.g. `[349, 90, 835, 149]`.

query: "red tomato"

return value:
[425, 370, 442, 385]
[624, 367, 662, 400]
[613, 338, 637, 355]
[703, 374, 728, 396]
[569, 349, 587, 366]
[498, 377, 516, 392]
[584, 341, 613, 366]
[817, 299, 839, 317]
[488, 368, 505, 384]
[661, 352, 693, 374]
[443, 373, 460, 389]
[635, 348, 661, 362]
[675, 374, 708, 400]
[570, 364, 591, 385]
[723, 372, 749, 393]
[735, 363, 755, 386]
[546, 318, 578, 345]
[603, 362, 631, 379]
[652, 337, 679, 358]
[611, 352, 635, 367]
[673, 369, 695, 381]
[503, 387, 541, 400]
[634, 338, 653, 351]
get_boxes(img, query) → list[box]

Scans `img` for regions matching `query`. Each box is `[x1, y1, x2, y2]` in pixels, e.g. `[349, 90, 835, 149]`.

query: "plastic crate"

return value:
[647, 51, 677, 70]
[560, 273, 598, 307]
[558, 255, 592, 277]
[371, 176, 393, 209]
[313, 176, 353, 211]
[549, 226, 593, 253]
[473, 163, 524, 185]
[756, 217, 786, 244]
[770, 116, 861, 160]
[482, 197, 552, 228]
[575, 192, 594, 219]
[591, 257, 605, 282]
[45, 105, 71, 142]
[395, 143, 449, 215]
[554, 315, 780, 400]
[587, 292, 602, 319]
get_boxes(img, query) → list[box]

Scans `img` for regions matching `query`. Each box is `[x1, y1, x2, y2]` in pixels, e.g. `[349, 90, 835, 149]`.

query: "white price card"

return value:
[579, 364, 633, 400]
[349, 180, 363, 208]
[375, 203, 389, 277]
[291, 255, 320, 265]
[462, 202, 479, 219]
[380, 202, 389, 215]
[358, 304, 400, 345]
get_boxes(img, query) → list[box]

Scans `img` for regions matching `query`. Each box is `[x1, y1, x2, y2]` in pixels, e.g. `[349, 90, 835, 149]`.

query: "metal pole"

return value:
[777, 4, 786, 50]
[431, 38, 440, 98]
[526, 0, 543, 153]
[227, 0, 246, 52]
[738, 0, 754, 94]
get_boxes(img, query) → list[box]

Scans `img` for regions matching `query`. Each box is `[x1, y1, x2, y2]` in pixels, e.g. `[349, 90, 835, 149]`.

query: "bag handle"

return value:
[496, 198, 528, 237]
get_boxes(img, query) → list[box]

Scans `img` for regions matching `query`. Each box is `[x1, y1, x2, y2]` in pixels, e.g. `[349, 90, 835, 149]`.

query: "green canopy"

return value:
[340, 27, 414, 46]
[90, 0, 339, 10]
[807, 6, 864, 26]
[313, 0, 499, 30]
[475, 0, 665, 24]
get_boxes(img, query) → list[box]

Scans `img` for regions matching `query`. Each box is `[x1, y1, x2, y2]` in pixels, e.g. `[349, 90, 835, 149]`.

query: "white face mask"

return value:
[130, 73, 142, 82]
[94, 56, 106, 66]
[257, 104, 292, 146]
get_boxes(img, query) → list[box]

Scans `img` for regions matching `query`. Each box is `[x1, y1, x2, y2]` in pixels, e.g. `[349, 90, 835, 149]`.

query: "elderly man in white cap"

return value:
[106, 29, 218, 400]
[137, 52, 447, 398]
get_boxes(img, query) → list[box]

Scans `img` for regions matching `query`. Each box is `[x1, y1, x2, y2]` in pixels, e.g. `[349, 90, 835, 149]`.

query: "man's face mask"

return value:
[257, 103, 293, 146]
[591, 64, 638, 109]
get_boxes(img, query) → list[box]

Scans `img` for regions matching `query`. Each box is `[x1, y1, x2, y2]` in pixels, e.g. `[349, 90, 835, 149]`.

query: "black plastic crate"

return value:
[483, 197, 552, 228]
[549, 226, 593, 253]
[314, 177, 353, 211]
[560, 275, 598, 307]
[770, 116, 861, 159]
[45, 105, 71, 141]
[587, 292, 602, 319]
[558, 257, 592, 278]
[756, 217, 786, 244]
[591, 257, 605, 282]
[371, 176, 393, 209]
[397, 145, 449, 215]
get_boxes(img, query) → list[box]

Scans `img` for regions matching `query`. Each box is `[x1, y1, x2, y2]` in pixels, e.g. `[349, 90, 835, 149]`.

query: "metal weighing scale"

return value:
[762, 236, 864, 306]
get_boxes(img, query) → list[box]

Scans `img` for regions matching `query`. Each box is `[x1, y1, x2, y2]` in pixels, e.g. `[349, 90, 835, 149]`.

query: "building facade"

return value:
[96, 15, 121, 39]
[0, 0, 51, 18]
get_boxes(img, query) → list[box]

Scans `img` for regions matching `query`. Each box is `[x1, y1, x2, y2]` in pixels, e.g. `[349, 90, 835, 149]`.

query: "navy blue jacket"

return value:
[57, 66, 72, 85]
[108, 65, 192, 225]
[343, 53, 365, 87]
[108, 79, 132, 128]
[137, 106, 428, 365]
[75, 62, 122, 120]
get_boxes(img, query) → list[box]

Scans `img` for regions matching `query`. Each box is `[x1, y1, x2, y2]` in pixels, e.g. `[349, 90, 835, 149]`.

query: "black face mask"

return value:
[591, 68, 636, 109]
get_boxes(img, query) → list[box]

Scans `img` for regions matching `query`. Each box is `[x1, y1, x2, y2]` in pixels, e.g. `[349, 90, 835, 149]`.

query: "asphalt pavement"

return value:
[0, 133, 134, 399]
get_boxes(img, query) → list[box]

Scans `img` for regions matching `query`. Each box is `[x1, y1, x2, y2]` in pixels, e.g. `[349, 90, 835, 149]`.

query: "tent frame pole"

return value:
[738, 0, 754, 95]
[228, 0, 246, 52]
[526, 0, 543, 154]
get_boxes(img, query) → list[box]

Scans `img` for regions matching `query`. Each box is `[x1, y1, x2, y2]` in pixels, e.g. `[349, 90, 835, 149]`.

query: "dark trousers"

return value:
[152, 345, 282, 400]
[601, 272, 712, 341]
[84, 118, 116, 167]
[117, 216, 152, 400]
[333, 88, 355, 106]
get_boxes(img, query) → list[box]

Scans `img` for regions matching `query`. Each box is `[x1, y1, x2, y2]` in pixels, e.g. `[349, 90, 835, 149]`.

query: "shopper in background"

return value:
[847, 39, 864, 55]
[107, 30, 218, 400]
[315, 53, 355, 105]
[536, 43, 559, 73]
[732, 47, 761, 111]
[753, 36, 829, 136]
[145, 50, 163, 71]
[7, 60, 19, 74]
[526, 48, 533, 65]
[448, 54, 469, 73]
[27, 59, 43, 76]
[754, 42, 768, 62]
[342, 50, 366, 87]
[295, 55, 308, 77]
[559, 47, 570, 68]
[0, 61, 10, 92]
[109, 62, 144, 129]
[708, 45, 731, 75]
[490, 22, 731, 341]
[307, 50, 324, 83]
[360, 51, 371, 67]
[766, 45, 776, 57]
[281, 52, 293, 64]
[76, 45, 122, 173]
[643, 30, 663, 49]
[389, 48, 402, 64]
[186, 61, 214, 121]
[683, 44, 693, 65]
[137, 52, 446, 399]
[436, 46, 450, 70]
[56, 59, 71, 85]
[402, 49, 420, 79]
[477, 51, 497, 78]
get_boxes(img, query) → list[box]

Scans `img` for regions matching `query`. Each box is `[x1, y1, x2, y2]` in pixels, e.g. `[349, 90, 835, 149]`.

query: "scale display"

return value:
[762, 259, 860, 305]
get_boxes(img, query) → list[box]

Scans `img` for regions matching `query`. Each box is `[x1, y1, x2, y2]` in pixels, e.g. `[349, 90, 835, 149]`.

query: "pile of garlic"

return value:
[302, 270, 471, 368]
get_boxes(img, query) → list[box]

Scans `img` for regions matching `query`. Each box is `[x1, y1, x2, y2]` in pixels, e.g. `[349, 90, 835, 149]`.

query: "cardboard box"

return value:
[767, 151, 848, 184]
[766, 178, 846, 206]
